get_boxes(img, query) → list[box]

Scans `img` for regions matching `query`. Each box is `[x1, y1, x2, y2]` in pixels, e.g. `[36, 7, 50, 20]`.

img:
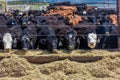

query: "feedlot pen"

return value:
[0, 1, 120, 80]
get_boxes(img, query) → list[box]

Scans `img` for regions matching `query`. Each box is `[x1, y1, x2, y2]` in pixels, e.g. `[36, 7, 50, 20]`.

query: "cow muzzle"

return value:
[68, 46, 74, 50]
[52, 49, 58, 53]
[4, 43, 12, 53]
[4, 48, 11, 53]
[23, 48, 28, 52]
[88, 42, 96, 49]
[105, 32, 110, 37]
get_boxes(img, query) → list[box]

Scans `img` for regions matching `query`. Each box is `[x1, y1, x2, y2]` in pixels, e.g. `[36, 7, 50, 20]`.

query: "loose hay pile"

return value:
[0, 56, 34, 77]
[38, 57, 120, 80]
[0, 50, 119, 80]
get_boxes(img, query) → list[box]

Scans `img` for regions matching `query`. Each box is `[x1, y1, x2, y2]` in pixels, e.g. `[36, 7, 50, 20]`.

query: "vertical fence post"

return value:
[117, 0, 120, 30]
[117, 0, 120, 49]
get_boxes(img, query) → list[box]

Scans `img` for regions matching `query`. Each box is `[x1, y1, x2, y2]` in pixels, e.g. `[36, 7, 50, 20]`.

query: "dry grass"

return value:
[0, 50, 119, 80]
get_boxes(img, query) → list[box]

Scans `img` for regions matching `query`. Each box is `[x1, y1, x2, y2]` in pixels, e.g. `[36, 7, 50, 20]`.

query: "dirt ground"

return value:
[0, 50, 119, 80]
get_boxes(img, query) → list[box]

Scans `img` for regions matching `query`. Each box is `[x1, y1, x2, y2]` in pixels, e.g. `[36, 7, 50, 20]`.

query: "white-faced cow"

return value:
[2, 33, 13, 52]
[74, 24, 98, 49]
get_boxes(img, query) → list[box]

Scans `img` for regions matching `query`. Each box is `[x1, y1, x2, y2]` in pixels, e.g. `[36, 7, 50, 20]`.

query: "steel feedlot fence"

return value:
[1, 0, 120, 50]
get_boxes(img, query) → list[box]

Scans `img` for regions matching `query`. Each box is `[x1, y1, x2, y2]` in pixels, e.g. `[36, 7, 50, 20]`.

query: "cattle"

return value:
[28, 10, 42, 16]
[0, 25, 22, 52]
[65, 14, 82, 26]
[74, 23, 97, 49]
[20, 25, 37, 50]
[2, 33, 13, 52]
[0, 16, 8, 24]
[108, 14, 118, 26]
[0, 25, 10, 50]
[6, 17, 18, 28]
[20, 16, 37, 30]
[50, 1, 71, 6]
[36, 15, 65, 26]
[43, 5, 78, 25]
[54, 26, 79, 50]
[9, 25, 22, 49]
[96, 19, 118, 49]
[36, 25, 58, 52]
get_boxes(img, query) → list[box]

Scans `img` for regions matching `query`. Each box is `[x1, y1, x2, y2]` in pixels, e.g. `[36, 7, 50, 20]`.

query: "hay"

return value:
[39, 59, 81, 75]
[50, 71, 70, 80]
[0, 56, 34, 77]
[88, 57, 120, 78]
[38, 56, 120, 80]
[0, 50, 120, 80]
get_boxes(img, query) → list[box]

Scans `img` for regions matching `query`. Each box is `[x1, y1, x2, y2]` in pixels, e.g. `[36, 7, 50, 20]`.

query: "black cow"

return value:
[50, 1, 71, 6]
[36, 25, 58, 52]
[20, 25, 37, 50]
[96, 20, 118, 49]
[36, 15, 65, 26]
[55, 26, 79, 50]
[6, 17, 18, 28]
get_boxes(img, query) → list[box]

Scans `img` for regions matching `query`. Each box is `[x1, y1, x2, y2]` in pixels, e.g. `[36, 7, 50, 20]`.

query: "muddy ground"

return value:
[0, 50, 119, 80]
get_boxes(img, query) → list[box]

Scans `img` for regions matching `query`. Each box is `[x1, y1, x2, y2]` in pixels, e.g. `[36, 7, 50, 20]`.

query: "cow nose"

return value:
[89, 42, 95, 49]
[4, 48, 11, 53]
[53, 49, 58, 53]
[68, 46, 74, 50]
[90, 42, 94, 46]
[105, 32, 110, 37]
[23, 48, 28, 52]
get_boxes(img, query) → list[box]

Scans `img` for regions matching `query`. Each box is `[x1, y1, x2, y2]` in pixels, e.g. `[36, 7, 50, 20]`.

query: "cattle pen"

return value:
[0, 0, 119, 59]
[0, 0, 120, 80]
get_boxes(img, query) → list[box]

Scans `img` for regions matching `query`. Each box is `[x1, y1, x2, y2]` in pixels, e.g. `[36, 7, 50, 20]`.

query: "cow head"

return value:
[87, 28, 97, 49]
[2, 33, 13, 52]
[21, 34, 30, 51]
[102, 20, 116, 37]
[38, 27, 58, 53]
[83, 10, 87, 15]
[64, 28, 77, 50]
[22, 17, 31, 25]
[46, 27, 58, 52]
[47, 35, 58, 53]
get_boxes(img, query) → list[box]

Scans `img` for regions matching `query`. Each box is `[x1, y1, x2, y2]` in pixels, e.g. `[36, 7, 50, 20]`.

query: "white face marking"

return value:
[69, 34, 73, 38]
[3, 33, 13, 49]
[83, 11, 87, 15]
[95, 8, 98, 10]
[88, 33, 97, 48]
[22, 35, 30, 41]
[19, 12, 23, 15]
